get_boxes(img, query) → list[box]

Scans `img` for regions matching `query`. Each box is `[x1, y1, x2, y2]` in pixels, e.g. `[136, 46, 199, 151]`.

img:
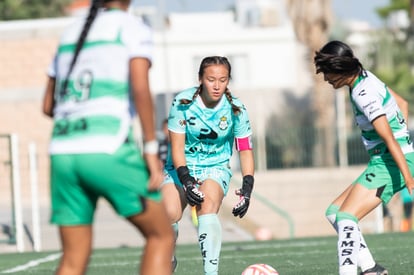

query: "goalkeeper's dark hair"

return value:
[314, 40, 364, 77]
[60, 0, 107, 94]
[179, 56, 241, 115]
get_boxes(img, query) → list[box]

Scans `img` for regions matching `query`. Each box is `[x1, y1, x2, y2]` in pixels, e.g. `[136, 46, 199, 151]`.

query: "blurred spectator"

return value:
[158, 118, 169, 166]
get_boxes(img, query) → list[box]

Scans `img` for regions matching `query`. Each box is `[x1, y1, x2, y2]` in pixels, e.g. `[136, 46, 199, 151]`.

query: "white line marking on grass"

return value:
[221, 239, 331, 251]
[1, 253, 61, 273]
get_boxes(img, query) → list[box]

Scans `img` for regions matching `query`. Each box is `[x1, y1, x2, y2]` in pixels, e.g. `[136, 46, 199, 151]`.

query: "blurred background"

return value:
[1, 0, 414, 253]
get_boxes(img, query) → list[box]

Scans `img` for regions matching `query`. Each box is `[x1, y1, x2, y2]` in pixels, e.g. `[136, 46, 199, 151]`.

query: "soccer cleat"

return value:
[360, 263, 388, 275]
[172, 255, 178, 273]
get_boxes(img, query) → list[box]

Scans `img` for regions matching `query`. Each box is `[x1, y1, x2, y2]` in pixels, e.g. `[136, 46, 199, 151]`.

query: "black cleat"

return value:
[172, 255, 178, 273]
[360, 263, 388, 275]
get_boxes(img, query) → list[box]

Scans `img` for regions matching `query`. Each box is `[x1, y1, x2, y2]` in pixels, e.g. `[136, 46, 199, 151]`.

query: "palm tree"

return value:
[286, 0, 336, 166]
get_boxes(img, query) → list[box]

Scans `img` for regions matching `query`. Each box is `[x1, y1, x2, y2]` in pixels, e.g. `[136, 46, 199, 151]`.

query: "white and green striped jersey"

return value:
[350, 70, 413, 156]
[47, 9, 153, 154]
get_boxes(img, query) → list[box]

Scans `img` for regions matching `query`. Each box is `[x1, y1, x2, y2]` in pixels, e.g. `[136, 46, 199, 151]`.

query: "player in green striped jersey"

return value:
[315, 40, 414, 275]
[42, 1, 174, 274]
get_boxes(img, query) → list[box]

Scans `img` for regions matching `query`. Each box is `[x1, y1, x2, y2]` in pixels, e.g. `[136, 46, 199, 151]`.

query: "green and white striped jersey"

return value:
[350, 70, 413, 156]
[48, 9, 153, 154]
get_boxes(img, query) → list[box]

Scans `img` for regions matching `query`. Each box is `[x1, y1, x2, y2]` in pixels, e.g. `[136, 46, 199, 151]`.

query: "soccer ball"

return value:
[241, 263, 279, 275]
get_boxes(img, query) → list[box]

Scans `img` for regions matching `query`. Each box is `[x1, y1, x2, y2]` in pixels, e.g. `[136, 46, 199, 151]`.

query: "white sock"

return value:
[337, 212, 359, 275]
[198, 214, 222, 275]
[326, 205, 375, 272]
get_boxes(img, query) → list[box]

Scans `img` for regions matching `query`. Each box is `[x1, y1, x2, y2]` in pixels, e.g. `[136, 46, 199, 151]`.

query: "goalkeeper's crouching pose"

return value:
[160, 56, 255, 275]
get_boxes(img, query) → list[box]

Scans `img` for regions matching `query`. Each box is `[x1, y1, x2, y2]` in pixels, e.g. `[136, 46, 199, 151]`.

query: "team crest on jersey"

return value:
[218, 116, 228, 130]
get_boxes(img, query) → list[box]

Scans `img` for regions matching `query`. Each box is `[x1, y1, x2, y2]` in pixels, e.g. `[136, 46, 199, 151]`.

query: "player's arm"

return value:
[372, 115, 414, 193]
[170, 131, 186, 168]
[131, 57, 156, 143]
[42, 77, 55, 117]
[130, 57, 163, 191]
[388, 87, 408, 123]
[233, 135, 255, 218]
[239, 149, 254, 177]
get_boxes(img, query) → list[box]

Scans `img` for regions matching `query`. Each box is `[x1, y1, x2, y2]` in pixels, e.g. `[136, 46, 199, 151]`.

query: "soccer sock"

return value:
[326, 204, 375, 271]
[197, 214, 222, 275]
[325, 204, 340, 231]
[337, 212, 360, 275]
[172, 222, 178, 261]
[172, 222, 179, 241]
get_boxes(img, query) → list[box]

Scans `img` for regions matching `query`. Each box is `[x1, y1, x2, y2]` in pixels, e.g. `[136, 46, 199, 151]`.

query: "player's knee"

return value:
[325, 204, 340, 223]
[164, 207, 183, 223]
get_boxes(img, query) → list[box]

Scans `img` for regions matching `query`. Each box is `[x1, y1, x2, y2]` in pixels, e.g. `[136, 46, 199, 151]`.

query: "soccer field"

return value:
[1, 232, 413, 274]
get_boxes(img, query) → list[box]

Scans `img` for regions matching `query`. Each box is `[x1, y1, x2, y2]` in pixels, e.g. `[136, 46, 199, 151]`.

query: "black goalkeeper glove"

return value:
[176, 166, 204, 206]
[232, 175, 254, 218]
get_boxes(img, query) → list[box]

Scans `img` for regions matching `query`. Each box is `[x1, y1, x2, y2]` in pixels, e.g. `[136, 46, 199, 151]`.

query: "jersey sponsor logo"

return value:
[358, 89, 366, 96]
[199, 128, 218, 140]
[368, 108, 380, 115]
[222, 179, 228, 190]
[53, 118, 88, 136]
[397, 111, 406, 125]
[187, 116, 196, 126]
[362, 100, 376, 109]
[218, 116, 228, 130]
[178, 119, 186, 127]
[199, 233, 207, 258]
[339, 225, 356, 266]
[365, 172, 375, 182]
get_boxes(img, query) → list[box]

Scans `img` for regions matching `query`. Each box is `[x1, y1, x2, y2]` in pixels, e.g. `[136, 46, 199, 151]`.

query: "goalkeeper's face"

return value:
[199, 64, 230, 107]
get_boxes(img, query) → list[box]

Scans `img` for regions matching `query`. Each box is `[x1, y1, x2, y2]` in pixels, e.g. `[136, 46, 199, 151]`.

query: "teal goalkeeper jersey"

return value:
[167, 87, 252, 167]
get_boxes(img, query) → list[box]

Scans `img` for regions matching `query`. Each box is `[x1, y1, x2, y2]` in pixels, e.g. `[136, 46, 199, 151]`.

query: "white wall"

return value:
[149, 12, 312, 97]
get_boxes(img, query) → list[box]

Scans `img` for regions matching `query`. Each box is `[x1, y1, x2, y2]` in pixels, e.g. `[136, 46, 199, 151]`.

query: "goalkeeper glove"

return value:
[232, 175, 254, 218]
[176, 166, 204, 206]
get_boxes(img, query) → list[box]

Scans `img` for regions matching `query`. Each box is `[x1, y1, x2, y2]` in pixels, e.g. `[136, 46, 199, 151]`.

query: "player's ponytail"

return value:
[224, 89, 241, 115]
[314, 40, 364, 77]
[60, 0, 104, 97]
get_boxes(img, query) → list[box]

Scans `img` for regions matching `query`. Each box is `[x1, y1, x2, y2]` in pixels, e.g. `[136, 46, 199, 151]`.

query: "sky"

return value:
[134, 0, 390, 28]
[332, 0, 389, 28]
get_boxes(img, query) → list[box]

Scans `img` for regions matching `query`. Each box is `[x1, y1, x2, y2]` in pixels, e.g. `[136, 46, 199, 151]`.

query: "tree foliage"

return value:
[371, 0, 414, 113]
[0, 0, 72, 20]
[376, 0, 410, 19]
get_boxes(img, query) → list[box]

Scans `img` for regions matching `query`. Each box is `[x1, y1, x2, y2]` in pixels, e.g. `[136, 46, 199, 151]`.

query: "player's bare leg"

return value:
[161, 182, 187, 272]
[55, 225, 92, 275]
[128, 199, 174, 275]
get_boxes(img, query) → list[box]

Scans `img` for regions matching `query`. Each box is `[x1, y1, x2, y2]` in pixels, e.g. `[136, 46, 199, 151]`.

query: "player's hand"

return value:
[405, 177, 414, 195]
[144, 153, 164, 191]
[232, 175, 254, 218]
[177, 166, 204, 206]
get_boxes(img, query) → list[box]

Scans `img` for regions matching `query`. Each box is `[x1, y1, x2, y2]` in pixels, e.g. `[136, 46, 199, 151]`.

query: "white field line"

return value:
[221, 239, 331, 251]
[0, 239, 336, 272]
[1, 253, 61, 274]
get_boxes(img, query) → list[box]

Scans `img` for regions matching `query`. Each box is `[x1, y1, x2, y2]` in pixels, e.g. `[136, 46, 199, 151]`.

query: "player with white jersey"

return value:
[48, 4, 152, 154]
[315, 40, 414, 275]
[350, 71, 412, 157]
[42, 1, 174, 274]
[161, 56, 255, 274]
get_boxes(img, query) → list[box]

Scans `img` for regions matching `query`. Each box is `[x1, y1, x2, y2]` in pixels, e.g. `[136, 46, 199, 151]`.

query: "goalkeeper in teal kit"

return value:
[161, 56, 255, 274]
